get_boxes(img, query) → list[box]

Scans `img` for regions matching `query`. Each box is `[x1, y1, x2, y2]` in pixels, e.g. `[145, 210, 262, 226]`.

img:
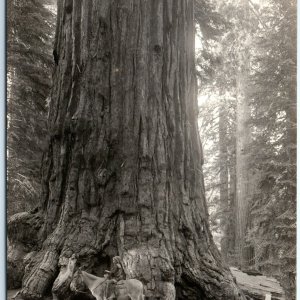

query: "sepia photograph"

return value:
[7, 0, 296, 299]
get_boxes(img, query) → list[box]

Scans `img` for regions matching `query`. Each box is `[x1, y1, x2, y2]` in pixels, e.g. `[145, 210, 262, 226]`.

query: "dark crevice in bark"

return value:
[175, 275, 206, 300]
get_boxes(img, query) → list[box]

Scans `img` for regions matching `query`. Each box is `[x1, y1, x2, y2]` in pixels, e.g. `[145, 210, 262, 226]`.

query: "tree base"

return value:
[8, 209, 246, 300]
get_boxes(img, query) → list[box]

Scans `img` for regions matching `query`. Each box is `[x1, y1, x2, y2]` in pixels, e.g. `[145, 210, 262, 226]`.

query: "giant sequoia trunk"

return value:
[8, 1, 245, 299]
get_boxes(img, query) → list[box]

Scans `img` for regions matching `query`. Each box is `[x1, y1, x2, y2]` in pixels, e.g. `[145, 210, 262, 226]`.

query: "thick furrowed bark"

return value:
[9, 1, 246, 299]
[20, 250, 59, 300]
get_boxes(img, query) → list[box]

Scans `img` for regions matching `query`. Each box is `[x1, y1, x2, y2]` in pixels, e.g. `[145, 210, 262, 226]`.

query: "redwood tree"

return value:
[234, 0, 253, 269]
[8, 1, 245, 299]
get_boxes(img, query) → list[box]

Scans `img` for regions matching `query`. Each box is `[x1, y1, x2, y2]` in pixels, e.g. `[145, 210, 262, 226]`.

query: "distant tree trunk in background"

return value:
[235, 0, 252, 269]
[219, 99, 229, 260]
[228, 163, 237, 262]
[8, 1, 245, 299]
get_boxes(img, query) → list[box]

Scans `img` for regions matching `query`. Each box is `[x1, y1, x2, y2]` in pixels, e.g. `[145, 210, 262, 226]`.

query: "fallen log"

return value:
[230, 267, 285, 300]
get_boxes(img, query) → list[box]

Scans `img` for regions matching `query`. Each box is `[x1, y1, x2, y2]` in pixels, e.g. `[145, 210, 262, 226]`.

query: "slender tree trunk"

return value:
[222, 125, 237, 265]
[9, 1, 245, 299]
[218, 98, 229, 260]
[235, 0, 252, 269]
[228, 162, 237, 263]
